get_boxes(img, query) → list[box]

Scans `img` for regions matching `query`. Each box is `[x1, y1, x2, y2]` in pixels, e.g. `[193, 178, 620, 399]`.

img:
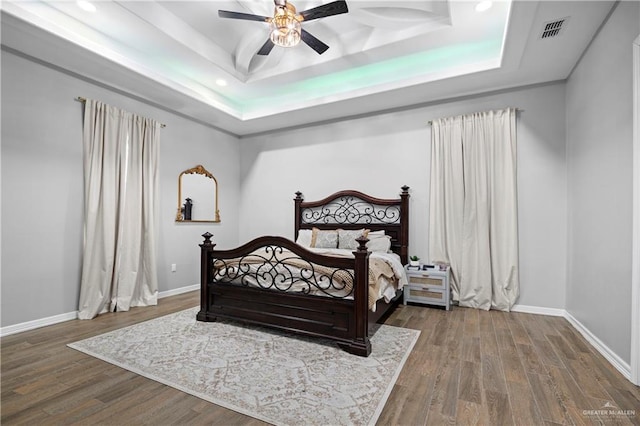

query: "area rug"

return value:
[68, 307, 419, 426]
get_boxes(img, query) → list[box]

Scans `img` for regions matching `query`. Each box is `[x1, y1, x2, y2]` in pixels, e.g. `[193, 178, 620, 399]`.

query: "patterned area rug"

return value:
[68, 307, 419, 426]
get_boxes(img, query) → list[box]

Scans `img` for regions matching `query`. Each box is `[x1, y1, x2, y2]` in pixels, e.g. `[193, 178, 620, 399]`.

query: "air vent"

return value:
[540, 17, 569, 39]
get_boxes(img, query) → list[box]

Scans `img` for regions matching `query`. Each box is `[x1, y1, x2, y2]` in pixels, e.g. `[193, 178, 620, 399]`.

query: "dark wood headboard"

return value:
[294, 186, 410, 264]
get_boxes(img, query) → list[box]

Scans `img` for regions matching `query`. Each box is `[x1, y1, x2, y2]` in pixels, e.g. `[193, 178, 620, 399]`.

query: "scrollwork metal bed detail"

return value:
[197, 186, 410, 357]
[298, 194, 402, 225]
[211, 243, 355, 297]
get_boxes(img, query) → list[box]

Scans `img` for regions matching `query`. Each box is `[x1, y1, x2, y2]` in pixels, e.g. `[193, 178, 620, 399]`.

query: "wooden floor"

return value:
[2, 291, 639, 425]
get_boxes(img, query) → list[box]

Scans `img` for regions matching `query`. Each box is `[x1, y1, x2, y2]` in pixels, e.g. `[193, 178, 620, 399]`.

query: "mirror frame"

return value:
[175, 165, 220, 223]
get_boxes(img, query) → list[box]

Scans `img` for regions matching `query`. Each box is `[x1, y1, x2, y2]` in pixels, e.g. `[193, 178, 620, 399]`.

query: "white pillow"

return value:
[337, 229, 367, 250]
[367, 235, 392, 252]
[367, 230, 385, 238]
[296, 229, 313, 247]
[311, 228, 338, 248]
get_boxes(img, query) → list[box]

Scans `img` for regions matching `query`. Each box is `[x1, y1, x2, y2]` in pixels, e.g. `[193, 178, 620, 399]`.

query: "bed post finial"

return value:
[401, 185, 410, 195]
[294, 191, 303, 201]
[201, 232, 215, 249]
[355, 236, 369, 253]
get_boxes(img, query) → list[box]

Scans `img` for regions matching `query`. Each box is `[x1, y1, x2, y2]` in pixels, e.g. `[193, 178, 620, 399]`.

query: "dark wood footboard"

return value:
[197, 233, 373, 356]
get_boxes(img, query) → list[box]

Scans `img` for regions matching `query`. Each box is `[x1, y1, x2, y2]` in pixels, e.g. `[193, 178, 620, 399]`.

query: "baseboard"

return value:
[0, 311, 78, 337]
[158, 284, 200, 299]
[511, 304, 566, 316]
[1, 284, 201, 338]
[564, 311, 632, 381]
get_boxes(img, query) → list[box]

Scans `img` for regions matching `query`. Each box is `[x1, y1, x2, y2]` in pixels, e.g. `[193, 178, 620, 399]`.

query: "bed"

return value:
[197, 186, 410, 356]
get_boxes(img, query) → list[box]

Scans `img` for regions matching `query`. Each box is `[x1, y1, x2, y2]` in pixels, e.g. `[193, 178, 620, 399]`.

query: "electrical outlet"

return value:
[171, 264, 177, 272]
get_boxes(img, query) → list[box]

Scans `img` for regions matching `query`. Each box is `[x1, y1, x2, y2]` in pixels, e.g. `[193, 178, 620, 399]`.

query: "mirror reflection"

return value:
[176, 165, 220, 223]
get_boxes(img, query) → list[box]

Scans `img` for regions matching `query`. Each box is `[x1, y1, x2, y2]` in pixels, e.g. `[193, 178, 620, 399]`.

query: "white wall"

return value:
[240, 82, 568, 310]
[566, 1, 639, 365]
[0, 50, 241, 327]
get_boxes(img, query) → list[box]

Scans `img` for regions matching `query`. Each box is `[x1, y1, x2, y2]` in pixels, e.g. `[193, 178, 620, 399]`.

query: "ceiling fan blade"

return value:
[218, 10, 271, 22]
[300, 29, 329, 55]
[257, 39, 276, 56]
[299, 0, 348, 21]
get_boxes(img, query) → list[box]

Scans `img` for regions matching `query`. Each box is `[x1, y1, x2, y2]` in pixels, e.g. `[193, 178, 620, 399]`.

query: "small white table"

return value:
[403, 265, 451, 310]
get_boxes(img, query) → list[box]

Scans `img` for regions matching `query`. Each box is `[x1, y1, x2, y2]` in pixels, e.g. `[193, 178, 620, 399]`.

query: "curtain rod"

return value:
[427, 108, 524, 125]
[75, 97, 167, 128]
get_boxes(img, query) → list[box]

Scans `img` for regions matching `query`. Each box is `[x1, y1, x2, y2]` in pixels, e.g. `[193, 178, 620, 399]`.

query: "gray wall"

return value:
[240, 82, 568, 310]
[566, 1, 639, 365]
[1, 50, 241, 327]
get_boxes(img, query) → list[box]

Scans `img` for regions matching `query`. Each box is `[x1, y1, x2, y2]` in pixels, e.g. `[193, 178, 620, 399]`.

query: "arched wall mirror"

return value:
[176, 165, 220, 223]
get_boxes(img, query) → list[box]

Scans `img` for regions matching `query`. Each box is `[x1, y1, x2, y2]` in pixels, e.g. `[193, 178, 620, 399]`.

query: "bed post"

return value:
[340, 236, 372, 357]
[294, 191, 303, 240]
[399, 186, 410, 265]
[197, 232, 216, 322]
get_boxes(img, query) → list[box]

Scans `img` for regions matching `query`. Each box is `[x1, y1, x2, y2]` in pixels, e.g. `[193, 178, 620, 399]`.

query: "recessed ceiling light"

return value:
[475, 1, 493, 12]
[216, 79, 228, 87]
[76, 0, 97, 13]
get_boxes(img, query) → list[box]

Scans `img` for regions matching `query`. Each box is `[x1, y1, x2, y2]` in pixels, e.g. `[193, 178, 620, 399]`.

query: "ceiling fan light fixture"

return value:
[269, 5, 302, 48]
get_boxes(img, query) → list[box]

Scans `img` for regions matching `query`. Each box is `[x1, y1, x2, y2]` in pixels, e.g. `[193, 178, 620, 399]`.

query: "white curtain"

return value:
[78, 99, 160, 320]
[429, 108, 519, 311]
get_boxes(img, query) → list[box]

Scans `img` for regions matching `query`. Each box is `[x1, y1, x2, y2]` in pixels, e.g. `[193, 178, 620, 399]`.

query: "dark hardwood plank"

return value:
[481, 355, 508, 394]
[499, 337, 528, 385]
[458, 360, 482, 404]
[505, 313, 532, 345]
[517, 342, 546, 375]
[485, 389, 513, 425]
[546, 364, 595, 412]
[461, 336, 481, 363]
[455, 399, 489, 425]
[445, 308, 465, 355]
[375, 384, 410, 425]
[532, 337, 567, 369]
[513, 311, 547, 342]
[506, 380, 544, 425]
[548, 334, 578, 362]
[425, 357, 460, 424]
[527, 372, 568, 424]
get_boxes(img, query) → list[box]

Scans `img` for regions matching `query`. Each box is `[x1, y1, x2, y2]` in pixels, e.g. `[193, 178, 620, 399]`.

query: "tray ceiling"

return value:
[0, 1, 616, 135]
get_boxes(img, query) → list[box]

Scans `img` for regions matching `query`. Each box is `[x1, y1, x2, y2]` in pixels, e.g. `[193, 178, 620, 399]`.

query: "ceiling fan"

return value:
[218, 0, 349, 56]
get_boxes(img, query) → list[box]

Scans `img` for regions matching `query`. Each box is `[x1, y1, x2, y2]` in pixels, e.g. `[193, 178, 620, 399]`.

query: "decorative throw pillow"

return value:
[367, 230, 385, 238]
[296, 229, 313, 247]
[311, 228, 338, 248]
[367, 234, 392, 252]
[337, 229, 368, 250]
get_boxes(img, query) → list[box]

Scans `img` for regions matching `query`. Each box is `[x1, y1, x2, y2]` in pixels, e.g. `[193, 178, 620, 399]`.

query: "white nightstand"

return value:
[403, 265, 451, 310]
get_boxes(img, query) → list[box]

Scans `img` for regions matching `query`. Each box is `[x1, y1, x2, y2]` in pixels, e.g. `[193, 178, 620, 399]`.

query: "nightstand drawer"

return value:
[407, 275, 445, 290]
[405, 286, 445, 303]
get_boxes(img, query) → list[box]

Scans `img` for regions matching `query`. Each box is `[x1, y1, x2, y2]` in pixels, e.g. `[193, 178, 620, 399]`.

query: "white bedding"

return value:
[308, 248, 408, 310]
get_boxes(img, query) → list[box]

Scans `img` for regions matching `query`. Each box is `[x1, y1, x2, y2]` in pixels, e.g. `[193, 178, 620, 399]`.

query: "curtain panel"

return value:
[78, 99, 160, 320]
[429, 108, 519, 311]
